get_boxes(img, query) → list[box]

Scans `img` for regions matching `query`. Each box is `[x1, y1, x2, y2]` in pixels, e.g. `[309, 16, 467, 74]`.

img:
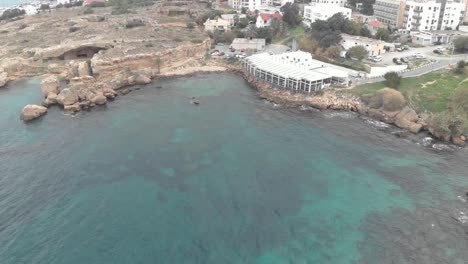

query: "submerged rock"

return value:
[20, 104, 47, 121]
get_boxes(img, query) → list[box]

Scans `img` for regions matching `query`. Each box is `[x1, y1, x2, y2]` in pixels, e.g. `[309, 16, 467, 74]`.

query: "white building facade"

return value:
[303, 4, 352, 26]
[309, 0, 346, 6]
[228, 0, 262, 10]
[440, 0, 465, 30]
[21, 4, 38, 16]
[404, 0, 441, 31]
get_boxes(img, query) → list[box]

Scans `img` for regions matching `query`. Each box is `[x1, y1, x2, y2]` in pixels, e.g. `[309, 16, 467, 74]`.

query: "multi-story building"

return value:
[309, 0, 346, 6]
[303, 4, 352, 26]
[404, 0, 441, 31]
[439, 0, 465, 30]
[228, 0, 262, 11]
[373, 0, 406, 28]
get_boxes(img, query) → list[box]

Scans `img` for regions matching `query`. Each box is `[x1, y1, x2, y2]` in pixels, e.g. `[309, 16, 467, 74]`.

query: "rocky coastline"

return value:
[3, 43, 464, 146]
[240, 70, 467, 147]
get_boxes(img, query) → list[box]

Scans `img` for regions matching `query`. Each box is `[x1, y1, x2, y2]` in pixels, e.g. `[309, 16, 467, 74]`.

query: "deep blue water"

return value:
[1, 73, 468, 264]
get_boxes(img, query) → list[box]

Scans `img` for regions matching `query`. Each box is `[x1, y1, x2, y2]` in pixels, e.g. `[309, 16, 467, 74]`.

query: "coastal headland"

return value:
[0, 3, 466, 146]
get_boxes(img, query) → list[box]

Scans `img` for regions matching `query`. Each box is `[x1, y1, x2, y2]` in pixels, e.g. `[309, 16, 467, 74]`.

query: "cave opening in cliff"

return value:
[61, 46, 105, 60]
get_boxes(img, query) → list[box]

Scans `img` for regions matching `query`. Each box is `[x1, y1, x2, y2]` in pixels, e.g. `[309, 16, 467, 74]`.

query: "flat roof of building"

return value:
[246, 51, 350, 82]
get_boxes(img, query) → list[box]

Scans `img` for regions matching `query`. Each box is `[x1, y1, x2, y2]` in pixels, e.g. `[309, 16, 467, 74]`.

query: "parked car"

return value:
[371, 55, 382, 62]
[413, 52, 425, 59]
[433, 49, 443, 54]
[400, 57, 409, 63]
[436, 46, 446, 52]
[218, 52, 225, 56]
[396, 47, 404, 52]
[229, 47, 236, 52]
[210, 49, 219, 54]
[393, 58, 402, 65]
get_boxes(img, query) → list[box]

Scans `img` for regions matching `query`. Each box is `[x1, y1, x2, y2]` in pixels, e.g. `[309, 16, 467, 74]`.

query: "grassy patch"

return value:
[273, 26, 306, 45]
[350, 70, 468, 113]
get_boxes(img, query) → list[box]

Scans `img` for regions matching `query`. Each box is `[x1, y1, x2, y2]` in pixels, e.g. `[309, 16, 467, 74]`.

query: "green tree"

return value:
[241, 7, 247, 14]
[256, 27, 273, 44]
[237, 17, 249, 29]
[347, 45, 368, 60]
[384, 72, 401, 89]
[270, 18, 285, 38]
[246, 24, 257, 38]
[280, 3, 301, 26]
[454, 37, 468, 53]
[375, 27, 389, 41]
[155, 57, 162, 73]
[324, 45, 342, 59]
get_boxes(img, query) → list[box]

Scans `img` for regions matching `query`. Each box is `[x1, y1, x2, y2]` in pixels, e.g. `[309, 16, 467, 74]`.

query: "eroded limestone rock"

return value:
[20, 104, 47, 121]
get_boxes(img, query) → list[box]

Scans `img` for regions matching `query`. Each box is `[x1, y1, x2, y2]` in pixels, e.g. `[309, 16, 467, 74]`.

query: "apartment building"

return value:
[439, 0, 465, 30]
[404, 0, 441, 31]
[303, 4, 352, 26]
[309, 0, 346, 6]
[373, 0, 406, 28]
[228, 0, 262, 11]
[228, 0, 292, 10]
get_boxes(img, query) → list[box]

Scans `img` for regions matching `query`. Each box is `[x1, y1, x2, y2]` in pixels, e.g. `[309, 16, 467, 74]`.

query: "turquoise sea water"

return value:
[1, 73, 468, 263]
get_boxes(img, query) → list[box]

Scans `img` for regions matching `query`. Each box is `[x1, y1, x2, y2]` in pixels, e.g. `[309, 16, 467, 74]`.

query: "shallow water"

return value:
[1, 73, 467, 264]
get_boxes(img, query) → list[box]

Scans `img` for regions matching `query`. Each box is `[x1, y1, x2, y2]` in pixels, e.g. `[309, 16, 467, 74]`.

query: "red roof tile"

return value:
[259, 13, 282, 22]
[368, 21, 384, 27]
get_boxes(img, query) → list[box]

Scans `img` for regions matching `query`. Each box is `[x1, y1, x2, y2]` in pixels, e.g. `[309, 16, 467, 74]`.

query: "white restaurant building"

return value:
[244, 51, 350, 93]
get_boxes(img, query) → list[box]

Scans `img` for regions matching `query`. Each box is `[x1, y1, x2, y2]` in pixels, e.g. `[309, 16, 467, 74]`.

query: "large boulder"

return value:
[90, 93, 107, 105]
[394, 107, 423, 133]
[47, 63, 64, 74]
[41, 75, 60, 97]
[20, 104, 47, 121]
[64, 103, 81, 112]
[0, 71, 7, 88]
[56, 88, 78, 106]
[43, 92, 58, 106]
[134, 74, 151, 85]
[368, 88, 406, 112]
[452, 135, 466, 146]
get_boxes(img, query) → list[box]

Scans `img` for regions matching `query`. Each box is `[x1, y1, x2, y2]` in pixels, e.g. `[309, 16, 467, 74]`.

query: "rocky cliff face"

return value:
[28, 40, 210, 116]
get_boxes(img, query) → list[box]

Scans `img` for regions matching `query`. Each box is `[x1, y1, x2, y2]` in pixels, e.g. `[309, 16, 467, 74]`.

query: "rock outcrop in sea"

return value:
[20, 104, 47, 121]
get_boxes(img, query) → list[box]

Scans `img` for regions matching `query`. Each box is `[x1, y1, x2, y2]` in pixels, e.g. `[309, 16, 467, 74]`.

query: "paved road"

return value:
[358, 59, 459, 84]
